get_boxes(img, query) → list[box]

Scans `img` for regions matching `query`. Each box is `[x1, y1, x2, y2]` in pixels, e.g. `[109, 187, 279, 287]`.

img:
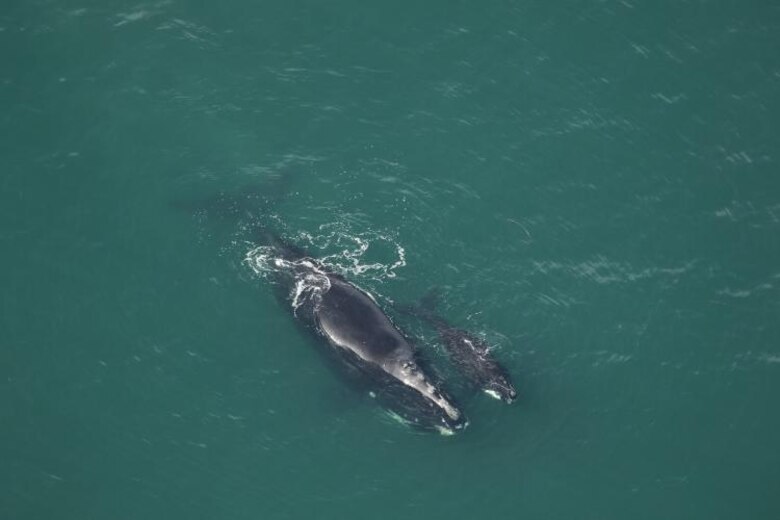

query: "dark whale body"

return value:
[403, 294, 517, 403]
[264, 237, 467, 434]
[175, 182, 466, 433]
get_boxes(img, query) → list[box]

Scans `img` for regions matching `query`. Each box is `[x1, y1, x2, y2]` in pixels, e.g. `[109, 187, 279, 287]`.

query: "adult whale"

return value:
[401, 290, 517, 403]
[255, 233, 467, 434]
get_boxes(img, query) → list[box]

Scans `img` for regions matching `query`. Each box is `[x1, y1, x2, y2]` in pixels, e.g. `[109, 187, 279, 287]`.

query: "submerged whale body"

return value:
[403, 291, 517, 404]
[263, 236, 467, 434]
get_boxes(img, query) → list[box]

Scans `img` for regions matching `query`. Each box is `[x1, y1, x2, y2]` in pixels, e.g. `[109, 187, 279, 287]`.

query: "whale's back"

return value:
[315, 277, 407, 366]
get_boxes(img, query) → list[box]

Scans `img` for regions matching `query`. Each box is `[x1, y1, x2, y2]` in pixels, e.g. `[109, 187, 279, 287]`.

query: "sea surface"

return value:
[2, 1, 779, 519]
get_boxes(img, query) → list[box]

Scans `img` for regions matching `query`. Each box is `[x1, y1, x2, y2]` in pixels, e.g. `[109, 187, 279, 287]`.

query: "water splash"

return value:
[243, 249, 332, 313]
[242, 219, 407, 316]
[290, 271, 331, 313]
[293, 225, 407, 280]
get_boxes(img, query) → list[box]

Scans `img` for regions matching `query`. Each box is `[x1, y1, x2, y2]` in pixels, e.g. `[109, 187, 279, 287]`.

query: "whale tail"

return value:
[171, 166, 299, 221]
[172, 165, 310, 260]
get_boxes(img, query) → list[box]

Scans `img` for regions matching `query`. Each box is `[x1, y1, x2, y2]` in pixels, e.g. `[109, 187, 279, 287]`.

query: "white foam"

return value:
[246, 227, 406, 285]
[290, 272, 330, 313]
[296, 228, 406, 280]
[114, 10, 153, 27]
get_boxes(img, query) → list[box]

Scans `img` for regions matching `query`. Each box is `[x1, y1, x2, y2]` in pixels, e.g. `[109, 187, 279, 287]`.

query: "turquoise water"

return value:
[2, 1, 779, 518]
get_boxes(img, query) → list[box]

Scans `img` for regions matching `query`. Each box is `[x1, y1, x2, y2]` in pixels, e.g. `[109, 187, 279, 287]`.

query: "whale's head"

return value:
[483, 374, 518, 404]
[382, 360, 468, 434]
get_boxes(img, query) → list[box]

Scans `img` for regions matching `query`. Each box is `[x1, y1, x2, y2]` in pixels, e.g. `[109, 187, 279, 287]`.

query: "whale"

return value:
[257, 234, 467, 434]
[175, 180, 467, 433]
[401, 290, 517, 403]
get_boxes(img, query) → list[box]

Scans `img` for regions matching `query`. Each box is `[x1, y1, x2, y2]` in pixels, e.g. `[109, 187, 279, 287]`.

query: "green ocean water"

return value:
[2, 1, 779, 519]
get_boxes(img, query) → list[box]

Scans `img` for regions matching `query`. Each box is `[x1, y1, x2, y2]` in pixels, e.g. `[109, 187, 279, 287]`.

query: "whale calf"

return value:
[402, 291, 517, 403]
